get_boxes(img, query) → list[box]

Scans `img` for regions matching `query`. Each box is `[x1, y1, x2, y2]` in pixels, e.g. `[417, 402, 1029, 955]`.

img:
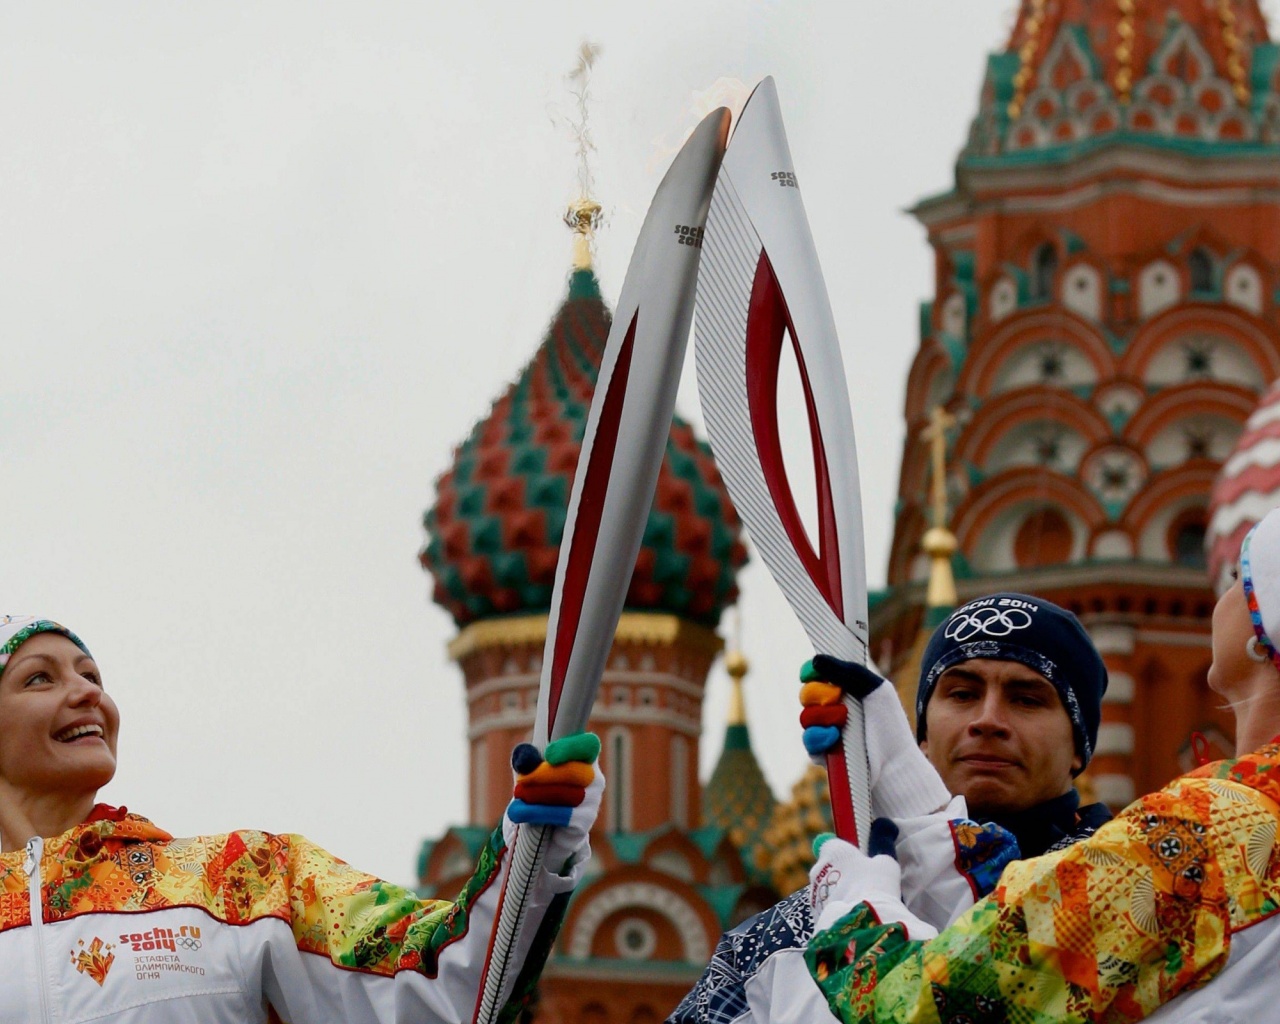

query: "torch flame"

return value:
[649, 77, 753, 175]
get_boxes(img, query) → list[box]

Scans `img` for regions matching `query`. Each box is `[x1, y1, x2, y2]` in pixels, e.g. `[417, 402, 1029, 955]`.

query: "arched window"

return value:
[1032, 243, 1058, 301]
[471, 735, 488, 826]
[1014, 507, 1074, 568]
[1168, 509, 1208, 568]
[670, 735, 689, 828]
[1189, 247, 1214, 294]
[607, 728, 632, 833]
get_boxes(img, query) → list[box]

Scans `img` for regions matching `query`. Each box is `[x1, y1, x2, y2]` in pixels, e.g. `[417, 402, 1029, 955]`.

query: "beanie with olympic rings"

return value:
[916, 593, 1108, 772]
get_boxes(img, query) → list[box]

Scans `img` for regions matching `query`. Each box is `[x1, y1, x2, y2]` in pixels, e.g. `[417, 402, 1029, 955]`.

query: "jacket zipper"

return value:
[26, 837, 51, 1024]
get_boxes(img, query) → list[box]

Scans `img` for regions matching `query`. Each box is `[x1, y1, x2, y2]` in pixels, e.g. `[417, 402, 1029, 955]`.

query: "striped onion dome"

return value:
[420, 267, 748, 627]
[1207, 379, 1280, 593]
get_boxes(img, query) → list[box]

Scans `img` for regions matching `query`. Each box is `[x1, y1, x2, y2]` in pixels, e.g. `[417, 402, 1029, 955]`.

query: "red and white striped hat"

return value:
[1208, 380, 1280, 594]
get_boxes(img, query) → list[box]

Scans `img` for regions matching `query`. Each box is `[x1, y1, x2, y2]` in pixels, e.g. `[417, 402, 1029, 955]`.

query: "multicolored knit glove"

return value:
[799, 654, 951, 820]
[799, 655, 882, 758]
[506, 732, 603, 830]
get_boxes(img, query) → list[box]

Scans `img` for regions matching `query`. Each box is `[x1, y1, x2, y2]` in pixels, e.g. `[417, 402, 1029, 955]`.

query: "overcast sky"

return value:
[8, 1, 1275, 885]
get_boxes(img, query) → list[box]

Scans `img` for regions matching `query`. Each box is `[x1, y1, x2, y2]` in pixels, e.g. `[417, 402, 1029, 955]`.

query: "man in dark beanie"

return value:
[911, 592, 1111, 852]
[669, 591, 1110, 1024]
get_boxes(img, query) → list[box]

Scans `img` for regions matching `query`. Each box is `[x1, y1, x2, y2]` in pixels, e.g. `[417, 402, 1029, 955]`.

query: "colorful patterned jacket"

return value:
[666, 797, 1023, 1024]
[0, 807, 577, 1024]
[807, 741, 1280, 1024]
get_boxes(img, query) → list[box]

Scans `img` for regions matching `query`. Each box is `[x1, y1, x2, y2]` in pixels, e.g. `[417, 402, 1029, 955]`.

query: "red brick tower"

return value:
[876, 0, 1280, 805]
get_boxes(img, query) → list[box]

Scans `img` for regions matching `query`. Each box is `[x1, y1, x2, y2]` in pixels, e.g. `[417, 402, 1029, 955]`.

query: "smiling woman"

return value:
[0, 623, 120, 850]
[0, 616, 604, 1024]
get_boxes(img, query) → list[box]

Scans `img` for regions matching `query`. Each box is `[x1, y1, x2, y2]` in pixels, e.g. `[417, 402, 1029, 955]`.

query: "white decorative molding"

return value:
[650, 849, 694, 883]
[1092, 773, 1136, 807]
[990, 276, 1018, 321]
[941, 292, 968, 339]
[1089, 624, 1137, 656]
[1103, 672, 1135, 704]
[1094, 382, 1144, 423]
[1134, 629, 1211, 648]
[1138, 259, 1180, 319]
[468, 709, 702, 741]
[1062, 264, 1102, 321]
[614, 918, 658, 961]
[468, 670, 709, 704]
[1226, 263, 1264, 315]
[567, 882, 710, 963]
[916, 149, 1280, 227]
[1091, 529, 1134, 560]
[1095, 722, 1135, 756]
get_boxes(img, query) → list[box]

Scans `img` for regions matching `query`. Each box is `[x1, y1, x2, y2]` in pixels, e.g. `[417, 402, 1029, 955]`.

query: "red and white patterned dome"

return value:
[1207, 379, 1280, 593]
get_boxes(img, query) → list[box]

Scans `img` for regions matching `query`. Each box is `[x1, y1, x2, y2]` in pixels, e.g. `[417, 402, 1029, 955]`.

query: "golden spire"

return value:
[920, 405, 958, 609]
[561, 42, 604, 271]
[724, 608, 748, 726]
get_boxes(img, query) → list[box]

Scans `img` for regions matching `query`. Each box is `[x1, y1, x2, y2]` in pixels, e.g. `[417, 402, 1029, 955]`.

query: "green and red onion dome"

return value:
[421, 268, 748, 627]
[1207, 379, 1280, 594]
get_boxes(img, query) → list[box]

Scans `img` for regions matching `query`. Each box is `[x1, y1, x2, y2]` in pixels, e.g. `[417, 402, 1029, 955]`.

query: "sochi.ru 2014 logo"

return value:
[120, 924, 202, 953]
[71, 937, 116, 986]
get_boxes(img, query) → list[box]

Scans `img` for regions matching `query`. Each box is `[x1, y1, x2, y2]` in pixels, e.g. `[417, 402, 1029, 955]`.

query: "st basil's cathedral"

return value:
[418, 2, 1280, 1021]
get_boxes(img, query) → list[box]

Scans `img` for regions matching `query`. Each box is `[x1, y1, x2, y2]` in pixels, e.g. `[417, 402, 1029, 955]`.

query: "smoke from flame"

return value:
[649, 77, 753, 175]
[567, 41, 602, 200]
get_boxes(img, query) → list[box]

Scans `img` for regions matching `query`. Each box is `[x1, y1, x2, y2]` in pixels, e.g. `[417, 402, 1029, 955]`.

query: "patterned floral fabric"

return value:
[806, 742, 1280, 1024]
[0, 809, 505, 978]
[949, 819, 1018, 900]
[666, 818, 1018, 1024]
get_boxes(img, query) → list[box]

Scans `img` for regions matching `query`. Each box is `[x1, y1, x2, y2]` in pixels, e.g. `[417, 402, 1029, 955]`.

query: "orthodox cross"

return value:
[921, 405, 956, 529]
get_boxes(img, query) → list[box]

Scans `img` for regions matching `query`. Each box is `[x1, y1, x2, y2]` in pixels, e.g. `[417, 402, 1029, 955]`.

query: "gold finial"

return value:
[561, 42, 604, 270]
[725, 609, 749, 726]
[565, 198, 604, 271]
[919, 406, 958, 608]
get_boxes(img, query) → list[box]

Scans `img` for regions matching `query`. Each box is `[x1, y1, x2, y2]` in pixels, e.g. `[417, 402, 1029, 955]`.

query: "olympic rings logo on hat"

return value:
[944, 606, 1034, 641]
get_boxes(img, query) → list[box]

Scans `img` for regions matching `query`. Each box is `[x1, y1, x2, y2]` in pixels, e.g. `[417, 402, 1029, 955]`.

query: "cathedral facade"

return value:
[416, 3, 1280, 1021]
[877, 0, 1280, 804]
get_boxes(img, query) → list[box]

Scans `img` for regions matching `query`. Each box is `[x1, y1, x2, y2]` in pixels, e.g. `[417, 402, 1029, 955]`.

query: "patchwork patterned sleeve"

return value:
[256, 825, 578, 1024]
[805, 776, 1280, 1024]
[667, 889, 815, 1024]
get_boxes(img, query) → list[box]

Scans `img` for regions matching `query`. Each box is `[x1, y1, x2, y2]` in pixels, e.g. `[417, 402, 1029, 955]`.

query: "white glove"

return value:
[863, 682, 952, 820]
[802, 655, 951, 820]
[808, 836, 939, 939]
[543, 761, 603, 875]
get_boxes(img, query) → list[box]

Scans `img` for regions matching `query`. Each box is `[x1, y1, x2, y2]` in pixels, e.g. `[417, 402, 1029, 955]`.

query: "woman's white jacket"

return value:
[0, 808, 577, 1023]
